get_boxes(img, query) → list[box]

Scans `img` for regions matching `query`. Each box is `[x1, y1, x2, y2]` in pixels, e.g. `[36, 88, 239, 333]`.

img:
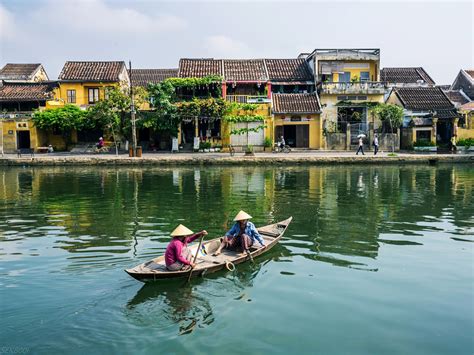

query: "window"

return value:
[67, 90, 76, 103]
[338, 72, 351, 83]
[88, 88, 99, 104]
[360, 72, 370, 82]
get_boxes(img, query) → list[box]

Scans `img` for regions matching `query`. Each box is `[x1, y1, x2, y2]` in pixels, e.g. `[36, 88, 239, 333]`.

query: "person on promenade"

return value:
[279, 136, 286, 150]
[450, 135, 457, 153]
[97, 137, 104, 149]
[356, 136, 365, 155]
[373, 134, 379, 155]
[165, 225, 207, 271]
[213, 210, 265, 256]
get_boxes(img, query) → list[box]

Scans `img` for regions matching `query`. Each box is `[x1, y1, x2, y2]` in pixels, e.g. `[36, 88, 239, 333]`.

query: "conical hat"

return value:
[233, 210, 252, 221]
[171, 224, 194, 237]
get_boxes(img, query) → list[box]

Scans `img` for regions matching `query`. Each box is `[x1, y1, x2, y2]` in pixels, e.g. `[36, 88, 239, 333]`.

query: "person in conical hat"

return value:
[165, 224, 207, 271]
[213, 210, 265, 256]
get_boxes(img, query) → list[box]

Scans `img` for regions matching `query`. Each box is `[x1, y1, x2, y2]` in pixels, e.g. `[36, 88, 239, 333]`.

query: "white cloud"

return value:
[204, 35, 252, 58]
[0, 5, 16, 40]
[30, 0, 187, 35]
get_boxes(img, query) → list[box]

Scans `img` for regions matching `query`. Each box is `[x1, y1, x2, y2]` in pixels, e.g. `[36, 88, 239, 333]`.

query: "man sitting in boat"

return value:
[165, 224, 207, 271]
[213, 210, 265, 256]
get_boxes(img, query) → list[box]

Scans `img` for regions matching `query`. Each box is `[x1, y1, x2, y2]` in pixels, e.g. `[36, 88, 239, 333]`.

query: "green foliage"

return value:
[146, 81, 180, 135]
[177, 98, 227, 119]
[199, 141, 212, 150]
[456, 138, 473, 148]
[230, 124, 266, 136]
[263, 137, 272, 148]
[371, 104, 404, 132]
[387, 153, 398, 157]
[164, 75, 223, 88]
[223, 114, 265, 123]
[414, 140, 436, 147]
[32, 104, 87, 131]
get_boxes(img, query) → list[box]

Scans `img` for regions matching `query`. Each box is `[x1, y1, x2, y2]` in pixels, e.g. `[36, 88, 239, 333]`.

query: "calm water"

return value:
[0, 165, 473, 354]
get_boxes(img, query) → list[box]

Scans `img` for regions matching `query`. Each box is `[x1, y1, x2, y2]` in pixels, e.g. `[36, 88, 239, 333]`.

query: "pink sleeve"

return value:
[174, 242, 191, 265]
[185, 232, 202, 244]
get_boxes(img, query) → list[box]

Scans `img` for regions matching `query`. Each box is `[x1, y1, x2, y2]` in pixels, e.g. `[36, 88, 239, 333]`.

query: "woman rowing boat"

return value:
[165, 224, 207, 271]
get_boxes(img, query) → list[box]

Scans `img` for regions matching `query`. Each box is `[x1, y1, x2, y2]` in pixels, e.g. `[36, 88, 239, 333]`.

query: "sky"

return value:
[0, 0, 472, 84]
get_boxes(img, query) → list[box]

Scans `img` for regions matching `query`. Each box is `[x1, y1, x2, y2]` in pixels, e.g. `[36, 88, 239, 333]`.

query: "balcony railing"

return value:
[0, 111, 34, 119]
[321, 82, 386, 95]
[226, 95, 271, 104]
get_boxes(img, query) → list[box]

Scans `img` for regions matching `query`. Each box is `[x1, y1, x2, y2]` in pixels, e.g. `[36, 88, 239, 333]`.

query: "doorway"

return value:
[275, 125, 309, 148]
[17, 131, 31, 149]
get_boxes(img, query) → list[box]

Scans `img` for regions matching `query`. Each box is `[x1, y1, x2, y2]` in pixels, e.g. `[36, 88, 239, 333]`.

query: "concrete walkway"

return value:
[0, 150, 472, 166]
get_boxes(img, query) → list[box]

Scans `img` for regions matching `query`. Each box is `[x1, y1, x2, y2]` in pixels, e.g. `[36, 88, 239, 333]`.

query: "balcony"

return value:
[321, 82, 386, 95]
[225, 95, 271, 104]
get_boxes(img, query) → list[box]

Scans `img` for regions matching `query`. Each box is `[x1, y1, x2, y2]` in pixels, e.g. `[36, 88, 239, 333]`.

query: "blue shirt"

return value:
[226, 221, 265, 246]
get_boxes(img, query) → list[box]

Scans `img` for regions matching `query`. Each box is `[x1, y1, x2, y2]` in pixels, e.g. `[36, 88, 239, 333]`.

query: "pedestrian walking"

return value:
[373, 134, 379, 155]
[356, 136, 365, 155]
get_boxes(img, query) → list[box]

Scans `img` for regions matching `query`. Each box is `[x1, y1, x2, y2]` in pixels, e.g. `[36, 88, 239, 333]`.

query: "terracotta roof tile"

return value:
[394, 87, 459, 119]
[59, 61, 126, 81]
[0, 82, 58, 101]
[265, 59, 313, 82]
[272, 93, 321, 114]
[465, 70, 474, 80]
[178, 59, 223, 78]
[0, 63, 42, 81]
[381, 67, 435, 85]
[443, 90, 470, 106]
[223, 59, 267, 82]
[129, 69, 178, 87]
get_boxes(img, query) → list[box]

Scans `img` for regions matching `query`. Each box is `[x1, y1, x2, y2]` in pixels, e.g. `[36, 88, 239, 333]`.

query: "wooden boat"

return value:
[125, 217, 292, 282]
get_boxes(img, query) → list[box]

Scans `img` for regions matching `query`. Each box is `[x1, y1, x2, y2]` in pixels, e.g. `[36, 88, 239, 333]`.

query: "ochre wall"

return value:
[273, 114, 322, 149]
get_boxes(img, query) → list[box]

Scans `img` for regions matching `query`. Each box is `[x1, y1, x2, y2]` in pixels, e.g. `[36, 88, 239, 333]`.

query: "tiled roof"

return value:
[178, 59, 223, 78]
[59, 61, 126, 81]
[381, 67, 435, 85]
[272, 93, 321, 114]
[0, 63, 42, 81]
[460, 101, 474, 111]
[394, 87, 454, 111]
[0, 81, 58, 101]
[465, 70, 474, 80]
[223, 59, 268, 82]
[265, 59, 313, 82]
[444, 90, 470, 106]
[129, 69, 178, 87]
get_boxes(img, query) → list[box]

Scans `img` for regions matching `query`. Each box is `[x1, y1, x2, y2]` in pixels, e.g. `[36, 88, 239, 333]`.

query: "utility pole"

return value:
[129, 60, 137, 157]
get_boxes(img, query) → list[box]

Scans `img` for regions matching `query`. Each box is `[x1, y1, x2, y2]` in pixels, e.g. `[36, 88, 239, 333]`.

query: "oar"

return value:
[187, 235, 205, 283]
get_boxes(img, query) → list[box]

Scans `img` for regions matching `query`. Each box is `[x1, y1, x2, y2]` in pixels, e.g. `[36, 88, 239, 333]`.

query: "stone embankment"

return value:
[0, 152, 472, 166]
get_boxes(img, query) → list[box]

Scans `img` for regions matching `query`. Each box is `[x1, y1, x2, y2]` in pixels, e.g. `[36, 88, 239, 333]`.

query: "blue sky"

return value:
[0, 0, 472, 84]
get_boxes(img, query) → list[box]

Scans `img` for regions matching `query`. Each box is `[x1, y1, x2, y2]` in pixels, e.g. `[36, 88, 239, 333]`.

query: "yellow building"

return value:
[55, 61, 130, 108]
[304, 49, 385, 149]
[272, 93, 323, 149]
[0, 81, 61, 153]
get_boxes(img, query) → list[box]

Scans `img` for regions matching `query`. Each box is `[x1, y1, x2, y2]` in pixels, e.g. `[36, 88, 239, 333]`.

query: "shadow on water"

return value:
[125, 261, 265, 335]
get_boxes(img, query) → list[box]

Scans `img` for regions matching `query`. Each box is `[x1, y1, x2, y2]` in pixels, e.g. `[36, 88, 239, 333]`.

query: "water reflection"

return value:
[0, 165, 473, 272]
[125, 262, 264, 335]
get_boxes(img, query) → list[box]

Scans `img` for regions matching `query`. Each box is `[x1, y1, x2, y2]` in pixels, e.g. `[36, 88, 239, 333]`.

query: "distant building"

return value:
[380, 67, 435, 87]
[0, 63, 49, 82]
[450, 69, 474, 100]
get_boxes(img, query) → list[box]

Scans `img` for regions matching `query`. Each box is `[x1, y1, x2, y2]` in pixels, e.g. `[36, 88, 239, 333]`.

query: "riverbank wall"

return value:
[0, 153, 472, 166]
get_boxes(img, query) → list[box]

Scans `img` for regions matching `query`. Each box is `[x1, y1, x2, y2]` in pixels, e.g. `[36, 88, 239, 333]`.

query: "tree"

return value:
[371, 103, 404, 152]
[87, 86, 148, 154]
[32, 105, 87, 149]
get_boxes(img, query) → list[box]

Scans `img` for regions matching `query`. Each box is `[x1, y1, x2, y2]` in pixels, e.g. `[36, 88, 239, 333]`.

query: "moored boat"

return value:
[125, 217, 292, 282]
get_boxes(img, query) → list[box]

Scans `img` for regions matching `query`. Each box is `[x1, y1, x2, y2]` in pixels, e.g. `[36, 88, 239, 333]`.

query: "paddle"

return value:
[187, 234, 205, 283]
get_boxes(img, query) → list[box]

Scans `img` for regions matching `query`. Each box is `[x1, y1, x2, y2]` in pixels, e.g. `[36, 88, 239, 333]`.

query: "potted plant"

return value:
[245, 144, 254, 156]
[263, 137, 272, 152]
[456, 138, 474, 153]
[414, 139, 437, 152]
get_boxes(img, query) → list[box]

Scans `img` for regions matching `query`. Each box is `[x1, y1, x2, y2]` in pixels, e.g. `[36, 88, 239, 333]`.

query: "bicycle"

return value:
[94, 146, 110, 154]
[272, 143, 291, 153]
